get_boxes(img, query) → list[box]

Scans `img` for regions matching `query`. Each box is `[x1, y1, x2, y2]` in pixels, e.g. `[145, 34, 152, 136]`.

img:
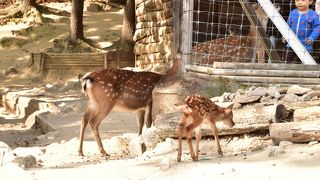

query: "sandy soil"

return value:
[1, 2, 320, 180]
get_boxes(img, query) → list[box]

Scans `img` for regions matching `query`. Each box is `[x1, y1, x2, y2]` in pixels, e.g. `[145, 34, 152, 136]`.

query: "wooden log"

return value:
[185, 64, 320, 78]
[294, 106, 320, 122]
[136, 1, 172, 16]
[212, 62, 320, 71]
[134, 26, 173, 41]
[186, 71, 320, 85]
[136, 9, 172, 23]
[269, 121, 320, 143]
[138, 33, 173, 43]
[136, 18, 172, 29]
[45, 53, 104, 56]
[154, 105, 274, 139]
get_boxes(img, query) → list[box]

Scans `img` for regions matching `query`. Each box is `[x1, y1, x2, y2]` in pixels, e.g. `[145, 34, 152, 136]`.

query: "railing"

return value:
[31, 51, 135, 73]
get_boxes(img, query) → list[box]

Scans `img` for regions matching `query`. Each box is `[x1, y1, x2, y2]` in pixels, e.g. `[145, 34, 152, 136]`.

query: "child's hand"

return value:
[282, 38, 286, 44]
[306, 38, 312, 45]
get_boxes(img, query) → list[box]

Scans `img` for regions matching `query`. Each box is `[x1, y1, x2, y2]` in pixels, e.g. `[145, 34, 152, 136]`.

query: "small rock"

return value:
[232, 102, 242, 109]
[85, 2, 103, 12]
[142, 127, 160, 149]
[279, 141, 293, 148]
[45, 84, 54, 89]
[267, 146, 285, 157]
[13, 155, 37, 169]
[308, 141, 318, 145]
[129, 136, 146, 157]
[160, 156, 177, 170]
[267, 86, 281, 99]
[12, 147, 45, 158]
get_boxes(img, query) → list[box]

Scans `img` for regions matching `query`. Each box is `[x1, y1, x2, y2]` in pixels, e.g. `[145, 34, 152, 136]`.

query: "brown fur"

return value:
[78, 68, 162, 157]
[175, 93, 235, 162]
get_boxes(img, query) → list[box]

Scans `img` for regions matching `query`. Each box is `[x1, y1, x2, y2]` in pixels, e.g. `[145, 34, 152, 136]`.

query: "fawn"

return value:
[175, 93, 235, 162]
[78, 68, 162, 157]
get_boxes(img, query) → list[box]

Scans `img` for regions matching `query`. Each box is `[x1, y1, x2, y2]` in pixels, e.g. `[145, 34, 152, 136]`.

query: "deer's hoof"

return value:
[177, 157, 182, 162]
[192, 156, 198, 162]
[78, 150, 84, 156]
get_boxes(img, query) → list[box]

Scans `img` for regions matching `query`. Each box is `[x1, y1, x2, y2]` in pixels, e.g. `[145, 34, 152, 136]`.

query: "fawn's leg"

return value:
[78, 110, 91, 156]
[177, 114, 187, 162]
[136, 110, 145, 135]
[194, 127, 202, 159]
[210, 122, 223, 156]
[185, 120, 202, 161]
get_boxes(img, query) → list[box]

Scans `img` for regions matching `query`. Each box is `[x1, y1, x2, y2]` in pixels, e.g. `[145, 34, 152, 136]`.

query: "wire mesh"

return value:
[184, 0, 320, 86]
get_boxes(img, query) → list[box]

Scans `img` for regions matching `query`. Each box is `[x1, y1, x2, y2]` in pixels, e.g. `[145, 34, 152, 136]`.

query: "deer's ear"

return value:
[174, 103, 193, 114]
[226, 103, 234, 109]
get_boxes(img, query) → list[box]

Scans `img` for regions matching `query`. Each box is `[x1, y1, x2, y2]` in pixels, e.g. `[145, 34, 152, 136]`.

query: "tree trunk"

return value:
[70, 0, 84, 42]
[270, 121, 320, 145]
[21, 0, 38, 13]
[120, 0, 135, 50]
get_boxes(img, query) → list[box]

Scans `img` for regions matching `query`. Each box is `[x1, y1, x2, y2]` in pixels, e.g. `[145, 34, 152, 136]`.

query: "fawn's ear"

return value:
[174, 103, 193, 114]
[226, 103, 234, 109]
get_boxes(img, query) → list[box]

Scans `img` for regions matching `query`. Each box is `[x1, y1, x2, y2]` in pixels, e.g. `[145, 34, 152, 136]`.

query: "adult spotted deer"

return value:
[78, 68, 162, 157]
[193, 3, 280, 64]
[175, 93, 235, 162]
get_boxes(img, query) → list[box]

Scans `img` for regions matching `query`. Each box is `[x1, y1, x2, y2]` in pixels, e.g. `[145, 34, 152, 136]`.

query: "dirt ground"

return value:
[1, 2, 320, 180]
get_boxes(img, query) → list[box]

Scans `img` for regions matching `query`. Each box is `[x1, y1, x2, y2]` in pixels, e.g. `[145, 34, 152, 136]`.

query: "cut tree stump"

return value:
[270, 121, 320, 145]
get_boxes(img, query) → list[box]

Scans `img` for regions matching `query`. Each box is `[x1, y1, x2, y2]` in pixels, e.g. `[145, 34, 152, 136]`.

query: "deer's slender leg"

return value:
[136, 110, 145, 135]
[194, 127, 202, 159]
[145, 101, 153, 128]
[78, 110, 91, 156]
[177, 114, 187, 162]
[185, 120, 202, 161]
[210, 122, 222, 156]
[89, 106, 114, 157]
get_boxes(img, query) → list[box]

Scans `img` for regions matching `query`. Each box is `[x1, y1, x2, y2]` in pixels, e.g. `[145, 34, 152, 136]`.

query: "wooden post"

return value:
[180, 0, 193, 73]
[104, 52, 108, 68]
[172, 0, 180, 59]
[40, 52, 45, 73]
[270, 121, 320, 144]
[239, 0, 281, 63]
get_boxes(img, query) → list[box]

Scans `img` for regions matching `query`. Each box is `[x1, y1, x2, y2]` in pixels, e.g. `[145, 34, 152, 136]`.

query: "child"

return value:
[285, 0, 320, 63]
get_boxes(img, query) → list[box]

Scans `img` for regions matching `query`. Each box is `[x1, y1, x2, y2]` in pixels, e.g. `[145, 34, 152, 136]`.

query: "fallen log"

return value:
[270, 121, 320, 144]
[154, 105, 275, 139]
[294, 106, 320, 122]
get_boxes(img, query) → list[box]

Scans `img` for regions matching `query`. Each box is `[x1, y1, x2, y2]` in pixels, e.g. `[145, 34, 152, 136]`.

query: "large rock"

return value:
[248, 87, 268, 96]
[233, 94, 261, 104]
[281, 93, 300, 102]
[287, 85, 311, 95]
[267, 86, 281, 99]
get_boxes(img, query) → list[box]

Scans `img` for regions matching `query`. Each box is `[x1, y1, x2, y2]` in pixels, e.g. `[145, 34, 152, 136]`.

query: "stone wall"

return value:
[134, 0, 173, 72]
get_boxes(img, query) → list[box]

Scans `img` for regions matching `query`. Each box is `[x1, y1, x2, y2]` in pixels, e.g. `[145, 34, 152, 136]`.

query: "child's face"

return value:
[295, 0, 312, 12]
